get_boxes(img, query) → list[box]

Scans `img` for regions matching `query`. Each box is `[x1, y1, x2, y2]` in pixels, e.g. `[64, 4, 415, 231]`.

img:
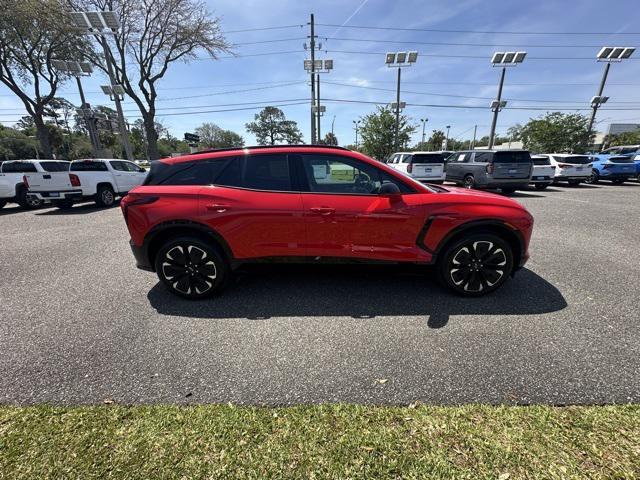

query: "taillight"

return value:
[486, 163, 494, 174]
[22, 175, 29, 189]
[69, 173, 81, 186]
[407, 163, 413, 173]
[122, 195, 158, 222]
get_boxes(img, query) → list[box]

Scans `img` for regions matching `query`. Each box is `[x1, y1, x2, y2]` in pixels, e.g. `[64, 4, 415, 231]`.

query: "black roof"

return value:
[190, 144, 349, 156]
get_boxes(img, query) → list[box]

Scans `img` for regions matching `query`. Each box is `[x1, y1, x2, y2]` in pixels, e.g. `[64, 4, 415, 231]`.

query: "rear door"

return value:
[491, 151, 532, 180]
[199, 154, 306, 259]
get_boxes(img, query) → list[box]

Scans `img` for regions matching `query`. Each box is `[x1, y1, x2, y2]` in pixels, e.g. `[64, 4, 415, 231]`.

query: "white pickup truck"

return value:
[25, 158, 147, 209]
[0, 159, 70, 210]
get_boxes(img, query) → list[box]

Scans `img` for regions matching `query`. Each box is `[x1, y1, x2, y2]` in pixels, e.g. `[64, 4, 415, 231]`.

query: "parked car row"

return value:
[0, 158, 148, 210]
[385, 145, 640, 193]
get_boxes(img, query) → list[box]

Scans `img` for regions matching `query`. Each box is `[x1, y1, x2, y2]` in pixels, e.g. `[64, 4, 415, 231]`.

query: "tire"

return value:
[154, 236, 229, 300]
[0, 199, 6, 209]
[500, 187, 516, 194]
[95, 185, 115, 207]
[463, 175, 475, 189]
[16, 186, 42, 209]
[585, 170, 599, 184]
[53, 200, 74, 210]
[534, 184, 548, 190]
[437, 233, 514, 297]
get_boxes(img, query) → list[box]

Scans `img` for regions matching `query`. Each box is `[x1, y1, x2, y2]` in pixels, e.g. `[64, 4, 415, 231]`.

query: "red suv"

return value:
[121, 145, 533, 299]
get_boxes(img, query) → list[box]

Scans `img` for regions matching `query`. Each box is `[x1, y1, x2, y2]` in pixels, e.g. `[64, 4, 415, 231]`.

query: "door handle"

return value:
[310, 207, 335, 215]
[206, 203, 230, 212]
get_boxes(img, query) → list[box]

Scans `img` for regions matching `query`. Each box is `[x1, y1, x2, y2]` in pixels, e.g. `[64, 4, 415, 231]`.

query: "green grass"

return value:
[0, 404, 638, 479]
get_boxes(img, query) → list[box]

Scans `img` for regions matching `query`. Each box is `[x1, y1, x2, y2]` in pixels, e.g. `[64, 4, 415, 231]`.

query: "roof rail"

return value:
[189, 144, 349, 155]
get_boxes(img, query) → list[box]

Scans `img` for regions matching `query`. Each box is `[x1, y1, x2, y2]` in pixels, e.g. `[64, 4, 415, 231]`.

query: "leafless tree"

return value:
[73, 0, 231, 159]
[0, 0, 87, 157]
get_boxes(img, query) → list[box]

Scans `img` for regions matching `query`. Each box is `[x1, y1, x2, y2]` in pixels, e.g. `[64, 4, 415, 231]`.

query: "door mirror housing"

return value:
[379, 182, 401, 195]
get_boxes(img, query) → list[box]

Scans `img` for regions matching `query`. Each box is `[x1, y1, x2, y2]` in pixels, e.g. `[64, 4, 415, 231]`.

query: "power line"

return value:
[233, 37, 307, 46]
[323, 37, 618, 48]
[223, 24, 304, 34]
[325, 49, 639, 60]
[316, 23, 640, 36]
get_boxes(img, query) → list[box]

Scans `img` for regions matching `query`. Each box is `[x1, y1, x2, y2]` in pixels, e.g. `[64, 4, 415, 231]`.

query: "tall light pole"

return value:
[385, 51, 418, 151]
[353, 120, 361, 149]
[488, 51, 526, 149]
[471, 124, 477, 149]
[420, 118, 429, 145]
[51, 60, 101, 157]
[445, 125, 451, 150]
[304, 56, 332, 144]
[69, 10, 134, 160]
[587, 47, 635, 142]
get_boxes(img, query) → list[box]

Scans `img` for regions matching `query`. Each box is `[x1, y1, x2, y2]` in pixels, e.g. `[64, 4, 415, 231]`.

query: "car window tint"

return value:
[40, 161, 70, 172]
[158, 162, 213, 185]
[1, 162, 37, 173]
[122, 161, 143, 172]
[301, 154, 412, 194]
[71, 161, 108, 172]
[401, 154, 412, 163]
[109, 161, 128, 171]
[473, 152, 491, 163]
[493, 151, 532, 163]
[214, 156, 243, 188]
[411, 153, 445, 164]
[455, 153, 468, 162]
[243, 154, 291, 191]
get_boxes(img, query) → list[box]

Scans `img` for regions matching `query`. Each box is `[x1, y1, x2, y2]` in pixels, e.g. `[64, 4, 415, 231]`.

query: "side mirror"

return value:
[380, 182, 401, 195]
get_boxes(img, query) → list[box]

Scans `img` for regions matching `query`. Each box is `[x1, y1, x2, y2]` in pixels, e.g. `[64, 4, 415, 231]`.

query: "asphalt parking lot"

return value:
[1, 183, 639, 406]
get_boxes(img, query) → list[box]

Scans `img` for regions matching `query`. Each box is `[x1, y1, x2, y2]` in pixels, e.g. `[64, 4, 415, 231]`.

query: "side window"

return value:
[454, 153, 468, 163]
[158, 161, 214, 186]
[215, 156, 243, 188]
[122, 161, 144, 173]
[473, 152, 491, 163]
[402, 154, 412, 164]
[109, 161, 128, 171]
[301, 154, 412, 194]
[243, 154, 291, 191]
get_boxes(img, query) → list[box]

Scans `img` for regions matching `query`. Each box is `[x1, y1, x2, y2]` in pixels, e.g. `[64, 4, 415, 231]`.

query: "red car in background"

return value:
[121, 145, 533, 299]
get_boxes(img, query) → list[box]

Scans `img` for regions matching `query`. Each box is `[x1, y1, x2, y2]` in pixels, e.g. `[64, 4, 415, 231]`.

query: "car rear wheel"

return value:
[155, 236, 228, 300]
[585, 170, 599, 184]
[16, 186, 42, 209]
[534, 184, 548, 190]
[463, 175, 475, 189]
[95, 185, 115, 207]
[437, 233, 514, 297]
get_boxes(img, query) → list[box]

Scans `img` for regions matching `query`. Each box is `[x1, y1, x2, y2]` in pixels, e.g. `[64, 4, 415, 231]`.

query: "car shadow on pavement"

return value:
[147, 264, 567, 328]
[36, 201, 119, 216]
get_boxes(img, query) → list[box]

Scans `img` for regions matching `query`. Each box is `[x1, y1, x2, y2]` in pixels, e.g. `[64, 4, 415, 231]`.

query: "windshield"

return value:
[493, 151, 532, 163]
[411, 153, 446, 164]
[558, 156, 591, 165]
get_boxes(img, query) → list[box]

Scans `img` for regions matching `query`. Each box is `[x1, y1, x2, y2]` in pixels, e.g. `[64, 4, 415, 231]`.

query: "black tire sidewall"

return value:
[17, 186, 41, 209]
[437, 233, 514, 297]
[96, 186, 115, 207]
[154, 236, 228, 300]
[463, 175, 475, 188]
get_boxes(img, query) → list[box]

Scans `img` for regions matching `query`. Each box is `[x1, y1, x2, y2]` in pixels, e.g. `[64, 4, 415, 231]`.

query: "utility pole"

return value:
[445, 125, 451, 150]
[488, 66, 506, 149]
[353, 120, 360, 149]
[309, 13, 316, 144]
[471, 124, 477, 149]
[75, 76, 101, 158]
[331, 115, 336, 135]
[394, 66, 401, 151]
[587, 62, 610, 138]
[316, 73, 321, 142]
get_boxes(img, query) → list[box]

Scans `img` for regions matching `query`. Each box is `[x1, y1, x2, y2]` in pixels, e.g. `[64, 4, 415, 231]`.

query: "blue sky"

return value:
[1, 0, 640, 147]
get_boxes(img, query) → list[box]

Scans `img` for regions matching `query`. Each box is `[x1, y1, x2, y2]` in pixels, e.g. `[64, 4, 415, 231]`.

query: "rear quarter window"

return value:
[144, 158, 231, 186]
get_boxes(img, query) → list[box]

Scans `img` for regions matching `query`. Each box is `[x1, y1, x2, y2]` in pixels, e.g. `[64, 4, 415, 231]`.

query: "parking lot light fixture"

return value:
[588, 47, 635, 140]
[488, 51, 526, 149]
[385, 51, 418, 151]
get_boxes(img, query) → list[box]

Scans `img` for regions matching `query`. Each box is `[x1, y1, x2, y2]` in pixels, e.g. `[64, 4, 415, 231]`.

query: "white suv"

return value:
[529, 155, 556, 190]
[387, 151, 452, 183]
[544, 154, 592, 185]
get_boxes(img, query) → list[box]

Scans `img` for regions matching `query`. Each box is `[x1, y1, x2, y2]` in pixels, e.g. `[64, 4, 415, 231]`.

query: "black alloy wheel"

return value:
[155, 236, 228, 299]
[463, 175, 475, 189]
[438, 234, 514, 296]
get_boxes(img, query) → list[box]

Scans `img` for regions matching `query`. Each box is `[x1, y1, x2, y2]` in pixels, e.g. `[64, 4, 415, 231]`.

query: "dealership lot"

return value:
[0, 183, 639, 406]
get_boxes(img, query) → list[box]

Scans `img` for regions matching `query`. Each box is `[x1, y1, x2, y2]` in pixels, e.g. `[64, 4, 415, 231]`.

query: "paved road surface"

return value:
[1, 183, 638, 405]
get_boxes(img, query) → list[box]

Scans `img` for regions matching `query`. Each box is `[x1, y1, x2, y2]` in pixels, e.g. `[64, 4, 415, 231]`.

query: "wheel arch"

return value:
[429, 219, 524, 271]
[144, 220, 234, 272]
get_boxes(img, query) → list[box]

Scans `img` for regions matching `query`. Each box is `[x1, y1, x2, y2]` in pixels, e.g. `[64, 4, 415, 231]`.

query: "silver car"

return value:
[445, 149, 533, 194]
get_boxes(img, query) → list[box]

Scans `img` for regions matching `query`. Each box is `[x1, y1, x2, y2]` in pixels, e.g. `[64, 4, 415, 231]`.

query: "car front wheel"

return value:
[155, 236, 228, 300]
[438, 233, 514, 296]
[95, 185, 115, 207]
